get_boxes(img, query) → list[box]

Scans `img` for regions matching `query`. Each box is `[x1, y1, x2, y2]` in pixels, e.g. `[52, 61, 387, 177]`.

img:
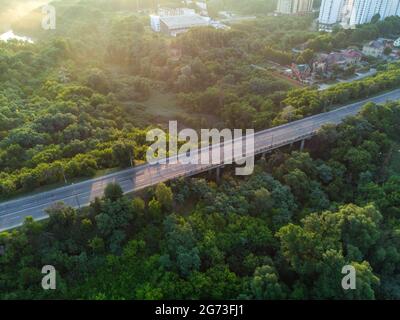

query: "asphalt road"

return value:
[1, 89, 400, 232]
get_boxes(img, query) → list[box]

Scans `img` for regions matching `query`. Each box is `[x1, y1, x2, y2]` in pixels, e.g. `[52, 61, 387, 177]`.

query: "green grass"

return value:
[121, 91, 186, 127]
[141, 90, 182, 119]
[133, 90, 221, 128]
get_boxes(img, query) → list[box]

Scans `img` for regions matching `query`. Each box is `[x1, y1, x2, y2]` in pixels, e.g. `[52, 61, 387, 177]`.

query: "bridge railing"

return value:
[149, 131, 319, 185]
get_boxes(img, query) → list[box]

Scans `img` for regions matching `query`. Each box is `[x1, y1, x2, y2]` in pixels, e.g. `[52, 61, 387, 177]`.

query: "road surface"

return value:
[1, 89, 400, 232]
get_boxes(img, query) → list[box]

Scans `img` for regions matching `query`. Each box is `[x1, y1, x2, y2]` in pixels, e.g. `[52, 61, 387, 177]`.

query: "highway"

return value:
[1, 89, 400, 232]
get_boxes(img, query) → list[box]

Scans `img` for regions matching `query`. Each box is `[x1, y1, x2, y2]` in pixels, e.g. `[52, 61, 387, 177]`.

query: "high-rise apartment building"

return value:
[277, 0, 314, 14]
[376, 0, 400, 20]
[277, 0, 292, 14]
[340, 0, 355, 26]
[318, 0, 400, 30]
[349, 0, 381, 25]
[296, 0, 315, 12]
[318, 0, 345, 30]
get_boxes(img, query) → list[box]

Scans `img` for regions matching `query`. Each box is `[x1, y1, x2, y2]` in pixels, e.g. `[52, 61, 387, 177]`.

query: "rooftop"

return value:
[160, 14, 209, 29]
[342, 49, 363, 58]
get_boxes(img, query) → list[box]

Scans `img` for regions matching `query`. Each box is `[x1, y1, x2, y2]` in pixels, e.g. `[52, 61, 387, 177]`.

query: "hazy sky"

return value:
[0, 0, 50, 32]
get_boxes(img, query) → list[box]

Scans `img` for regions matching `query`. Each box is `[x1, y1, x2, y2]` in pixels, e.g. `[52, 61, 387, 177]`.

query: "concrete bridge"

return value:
[1, 89, 400, 232]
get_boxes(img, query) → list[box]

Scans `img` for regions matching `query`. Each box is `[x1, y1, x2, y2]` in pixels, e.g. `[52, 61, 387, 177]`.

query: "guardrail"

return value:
[141, 131, 319, 186]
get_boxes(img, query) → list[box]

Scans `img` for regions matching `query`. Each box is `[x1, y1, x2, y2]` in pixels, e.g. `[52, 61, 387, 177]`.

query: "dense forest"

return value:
[2, 0, 399, 200]
[1, 101, 399, 299]
[0, 2, 314, 198]
[1, 0, 400, 300]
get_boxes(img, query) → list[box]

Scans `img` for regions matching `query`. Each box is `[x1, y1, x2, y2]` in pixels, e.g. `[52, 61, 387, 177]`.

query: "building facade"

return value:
[377, 0, 400, 20]
[160, 14, 210, 37]
[150, 7, 196, 33]
[318, 0, 345, 30]
[349, 0, 381, 25]
[349, 0, 400, 26]
[277, 0, 314, 14]
[150, 15, 161, 32]
[295, 0, 315, 12]
[319, 0, 400, 30]
[362, 38, 393, 57]
[277, 0, 292, 14]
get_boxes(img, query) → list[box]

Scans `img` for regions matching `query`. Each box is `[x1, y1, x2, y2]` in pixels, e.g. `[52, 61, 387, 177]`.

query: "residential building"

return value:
[319, 0, 400, 30]
[158, 7, 196, 17]
[277, 0, 292, 14]
[342, 49, 364, 63]
[340, 0, 355, 26]
[195, 1, 208, 14]
[291, 63, 312, 81]
[313, 49, 363, 72]
[349, 0, 381, 26]
[160, 14, 210, 37]
[277, 0, 314, 14]
[376, 0, 400, 21]
[297, 0, 315, 12]
[150, 15, 161, 32]
[362, 38, 393, 57]
[318, 0, 345, 31]
[348, 0, 400, 26]
[394, 37, 400, 47]
[150, 7, 196, 33]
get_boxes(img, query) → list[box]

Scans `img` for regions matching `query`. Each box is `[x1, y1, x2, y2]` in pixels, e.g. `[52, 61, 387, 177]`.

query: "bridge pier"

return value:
[216, 167, 221, 183]
[300, 139, 305, 152]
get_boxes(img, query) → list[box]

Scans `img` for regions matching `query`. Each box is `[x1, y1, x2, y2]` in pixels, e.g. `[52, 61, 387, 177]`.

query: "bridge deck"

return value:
[1, 89, 400, 231]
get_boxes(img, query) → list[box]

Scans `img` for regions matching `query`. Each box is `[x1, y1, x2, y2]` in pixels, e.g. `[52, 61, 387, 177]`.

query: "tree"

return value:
[381, 176, 400, 217]
[163, 214, 201, 277]
[155, 183, 173, 211]
[95, 197, 135, 238]
[88, 237, 105, 254]
[339, 204, 382, 256]
[371, 13, 381, 24]
[132, 197, 145, 216]
[343, 147, 373, 176]
[252, 188, 274, 215]
[250, 265, 287, 299]
[148, 198, 162, 221]
[384, 47, 392, 56]
[297, 49, 314, 65]
[104, 183, 123, 202]
[283, 169, 311, 202]
[86, 69, 110, 94]
[344, 262, 380, 300]
[112, 141, 135, 168]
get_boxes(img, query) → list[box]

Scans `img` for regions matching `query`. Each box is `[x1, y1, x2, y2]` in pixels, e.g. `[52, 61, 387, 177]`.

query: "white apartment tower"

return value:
[349, 0, 381, 25]
[277, 0, 314, 14]
[296, 0, 315, 12]
[341, 0, 355, 25]
[348, 0, 400, 26]
[319, 0, 400, 30]
[377, 0, 400, 20]
[277, 0, 292, 14]
[318, 0, 345, 30]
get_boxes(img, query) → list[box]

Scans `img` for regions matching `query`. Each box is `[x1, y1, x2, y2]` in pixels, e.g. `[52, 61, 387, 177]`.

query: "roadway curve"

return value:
[1, 89, 400, 232]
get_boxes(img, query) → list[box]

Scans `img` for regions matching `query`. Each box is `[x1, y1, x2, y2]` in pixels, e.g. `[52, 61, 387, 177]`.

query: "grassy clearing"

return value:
[135, 90, 221, 129]
[141, 90, 182, 119]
